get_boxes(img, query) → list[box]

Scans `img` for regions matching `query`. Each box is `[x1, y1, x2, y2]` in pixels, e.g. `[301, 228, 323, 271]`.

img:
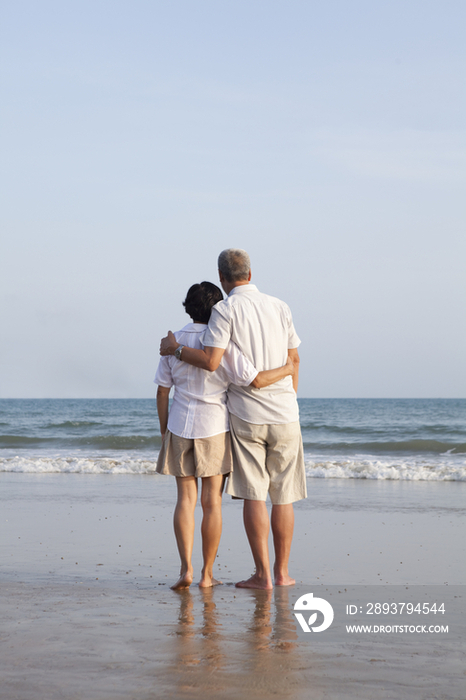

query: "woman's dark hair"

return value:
[183, 281, 223, 324]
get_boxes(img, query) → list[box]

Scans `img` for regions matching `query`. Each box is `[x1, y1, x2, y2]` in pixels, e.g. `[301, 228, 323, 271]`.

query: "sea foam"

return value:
[1, 453, 465, 480]
[304, 454, 466, 480]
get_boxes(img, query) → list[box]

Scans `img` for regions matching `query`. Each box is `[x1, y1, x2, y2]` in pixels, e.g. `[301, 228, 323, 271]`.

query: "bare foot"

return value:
[170, 571, 193, 590]
[274, 573, 295, 586]
[199, 576, 223, 588]
[235, 574, 273, 590]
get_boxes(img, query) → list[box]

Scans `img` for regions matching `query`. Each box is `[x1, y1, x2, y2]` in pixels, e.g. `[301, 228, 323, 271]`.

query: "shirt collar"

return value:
[228, 284, 258, 297]
[180, 322, 208, 332]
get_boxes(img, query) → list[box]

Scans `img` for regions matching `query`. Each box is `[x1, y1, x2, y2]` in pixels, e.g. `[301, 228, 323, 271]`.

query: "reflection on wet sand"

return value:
[168, 587, 227, 697]
[164, 586, 305, 700]
[272, 586, 299, 652]
[199, 587, 226, 672]
[175, 589, 195, 637]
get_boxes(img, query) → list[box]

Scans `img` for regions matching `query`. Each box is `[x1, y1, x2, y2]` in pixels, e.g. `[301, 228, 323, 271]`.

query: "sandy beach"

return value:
[1, 473, 465, 699]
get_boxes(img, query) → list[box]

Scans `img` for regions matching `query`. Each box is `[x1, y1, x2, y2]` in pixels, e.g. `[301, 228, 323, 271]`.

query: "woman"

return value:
[155, 281, 293, 589]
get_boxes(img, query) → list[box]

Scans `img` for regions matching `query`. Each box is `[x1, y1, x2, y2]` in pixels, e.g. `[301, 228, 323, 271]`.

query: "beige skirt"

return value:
[156, 430, 233, 478]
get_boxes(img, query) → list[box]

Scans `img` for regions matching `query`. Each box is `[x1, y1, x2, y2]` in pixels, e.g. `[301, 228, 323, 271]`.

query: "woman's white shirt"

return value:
[154, 323, 258, 439]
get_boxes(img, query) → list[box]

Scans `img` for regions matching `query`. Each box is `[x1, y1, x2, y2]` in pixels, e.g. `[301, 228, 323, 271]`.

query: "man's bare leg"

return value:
[236, 499, 273, 590]
[271, 503, 295, 586]
[171, 476, 198, 590]
[199, 474, 224, 587]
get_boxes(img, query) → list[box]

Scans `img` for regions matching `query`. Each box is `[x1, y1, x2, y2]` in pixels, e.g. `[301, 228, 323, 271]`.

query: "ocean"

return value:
[1, 398, 464, 480]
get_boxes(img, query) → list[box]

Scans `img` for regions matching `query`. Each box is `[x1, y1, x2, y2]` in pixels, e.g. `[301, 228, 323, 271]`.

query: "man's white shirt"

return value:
[203, 284, 301, 425]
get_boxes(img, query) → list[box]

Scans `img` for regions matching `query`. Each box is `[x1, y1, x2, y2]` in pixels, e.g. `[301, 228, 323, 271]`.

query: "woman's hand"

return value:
[249, 356, 295, 389]
[285, 355, 295, 376]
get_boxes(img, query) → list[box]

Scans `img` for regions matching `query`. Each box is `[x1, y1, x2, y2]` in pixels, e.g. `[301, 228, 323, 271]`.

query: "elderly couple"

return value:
[155, 249, 307, 590]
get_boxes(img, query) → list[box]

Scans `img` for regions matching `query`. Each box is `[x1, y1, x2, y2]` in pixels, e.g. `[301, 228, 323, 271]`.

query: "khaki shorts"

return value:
[225, 414, 307, 505]
[156, 430, 232, 478]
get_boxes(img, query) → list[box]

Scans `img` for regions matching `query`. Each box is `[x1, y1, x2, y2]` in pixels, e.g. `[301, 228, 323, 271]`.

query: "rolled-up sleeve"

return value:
[202, 306, 232, 349]
[286, 307, 301, 349]
[154, 357, 173, 388]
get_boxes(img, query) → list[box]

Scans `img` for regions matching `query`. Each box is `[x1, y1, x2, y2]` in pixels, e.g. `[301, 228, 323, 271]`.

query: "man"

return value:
[160, 248, 307, 589]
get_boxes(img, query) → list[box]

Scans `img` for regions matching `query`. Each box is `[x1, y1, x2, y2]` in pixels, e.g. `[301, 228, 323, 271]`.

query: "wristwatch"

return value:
[174, 345, 185, 361]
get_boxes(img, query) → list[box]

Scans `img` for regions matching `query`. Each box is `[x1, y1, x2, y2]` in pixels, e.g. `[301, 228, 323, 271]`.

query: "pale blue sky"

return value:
[1, 1, 465, 398]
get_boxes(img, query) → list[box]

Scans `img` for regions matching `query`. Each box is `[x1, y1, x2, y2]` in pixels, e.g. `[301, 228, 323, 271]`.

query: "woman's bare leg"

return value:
[171, 476, 198, 590]
[199, 474, 225, 587]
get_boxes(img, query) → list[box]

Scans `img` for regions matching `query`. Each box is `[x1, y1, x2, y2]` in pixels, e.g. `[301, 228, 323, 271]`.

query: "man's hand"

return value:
[160, 331, 179, 356]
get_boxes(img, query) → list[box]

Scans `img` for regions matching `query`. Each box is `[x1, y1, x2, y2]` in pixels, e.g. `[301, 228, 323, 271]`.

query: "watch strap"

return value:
[174, 345, 184, 360]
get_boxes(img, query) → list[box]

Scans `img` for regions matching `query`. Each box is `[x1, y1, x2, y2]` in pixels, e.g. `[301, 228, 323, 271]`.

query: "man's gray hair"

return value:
[218, 248, 251, 283]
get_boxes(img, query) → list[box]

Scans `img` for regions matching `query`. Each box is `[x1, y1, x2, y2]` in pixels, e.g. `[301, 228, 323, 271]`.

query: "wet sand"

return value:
[1, 473, 465, 699]
[2, 580, 464, 700]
